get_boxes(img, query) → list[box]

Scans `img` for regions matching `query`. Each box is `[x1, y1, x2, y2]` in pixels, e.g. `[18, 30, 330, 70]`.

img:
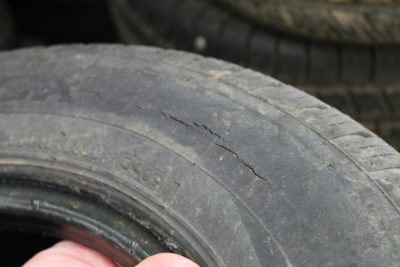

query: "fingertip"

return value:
[24, 240, 197, 267]
[23, 240, 117, 267]
[136, 253, 199, 267]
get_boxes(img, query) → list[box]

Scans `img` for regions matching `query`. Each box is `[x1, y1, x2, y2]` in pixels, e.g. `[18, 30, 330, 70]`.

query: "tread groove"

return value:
[270, 35, 280, 77]
[336, 45, 342, 83]
[214, 14, 231, 59]
[346, 87, 360, 119]
[369, 47, 376, 83]
[304, 40, 310, 84]
[380, 88, 394, 116]
[243, 24, 254, 67]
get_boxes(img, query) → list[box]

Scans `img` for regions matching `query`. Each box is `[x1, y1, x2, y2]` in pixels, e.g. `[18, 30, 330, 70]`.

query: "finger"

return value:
[23, 240, 117, 267]
[136, 253, 199, 267]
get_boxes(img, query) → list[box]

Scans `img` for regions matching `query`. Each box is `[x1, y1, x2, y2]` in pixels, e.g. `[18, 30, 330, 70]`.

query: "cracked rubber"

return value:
[108, 0, 400, 150]
[1, 45, 400, 266]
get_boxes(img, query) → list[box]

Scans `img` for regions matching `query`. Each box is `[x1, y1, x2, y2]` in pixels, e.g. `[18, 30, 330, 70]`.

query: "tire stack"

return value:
[108, 0, 400, 150]
[1, 2, 400, 267]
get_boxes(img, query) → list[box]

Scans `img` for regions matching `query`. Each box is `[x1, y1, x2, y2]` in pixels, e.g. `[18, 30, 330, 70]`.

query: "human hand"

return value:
[23, 240, 199, 267]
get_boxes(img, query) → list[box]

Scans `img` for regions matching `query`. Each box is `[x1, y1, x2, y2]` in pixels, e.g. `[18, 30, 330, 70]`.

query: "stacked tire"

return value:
[109, 0, 400, 150]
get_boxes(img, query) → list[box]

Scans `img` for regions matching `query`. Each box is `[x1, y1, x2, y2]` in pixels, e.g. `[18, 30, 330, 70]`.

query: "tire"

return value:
[108, 0, 400, 85]
[215, 0, 400, 45]
[0, 0, 14, 50]
[108, 0, 400, 151]
[1, 44, 400, 266]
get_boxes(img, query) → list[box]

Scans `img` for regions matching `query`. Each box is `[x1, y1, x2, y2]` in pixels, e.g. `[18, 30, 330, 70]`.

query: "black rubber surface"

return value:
[0, 231, 58, 266]
[108, 0, 400, 150]
[0, 0, 14, 50]
[5, 0, 116, 45]
[1, 45, 400, 266]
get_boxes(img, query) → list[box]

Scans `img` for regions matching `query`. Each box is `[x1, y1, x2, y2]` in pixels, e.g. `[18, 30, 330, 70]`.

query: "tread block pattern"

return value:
[346, 144, 395, 160]
[309, 44, 337, 84]
[351, 87, 384, 119]
[372, 169, 400, 209]
[249, 30, 276, 74]
[375, 47, 400, 84]
[312, 118, 368, 139]
[204, 54, 399, 171]
[341, 47, 371, 84]
[304, 83, 400, 150]
[302, 85, 353, 116]
[113, 0, 400, 87]
[380, 121, 400, 151]
[277, 38, 306, 83]
[359, 154, 400, 172]
[219, 68, 277, 92]
[219, 18, 250, 64]
[332, 135, 387, 150]
[385, 86, 400, 115]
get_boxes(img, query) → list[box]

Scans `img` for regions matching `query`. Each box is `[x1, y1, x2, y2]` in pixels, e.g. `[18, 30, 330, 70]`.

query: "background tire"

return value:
[0, 0, 14, 50]
[215, 0, 400, 45]
[108, 0, 400, 151]
[1, 45, 400, 266]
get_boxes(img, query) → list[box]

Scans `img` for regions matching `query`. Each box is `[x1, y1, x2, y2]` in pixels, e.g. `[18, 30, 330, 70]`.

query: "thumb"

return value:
[23, 240, 117, 267]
